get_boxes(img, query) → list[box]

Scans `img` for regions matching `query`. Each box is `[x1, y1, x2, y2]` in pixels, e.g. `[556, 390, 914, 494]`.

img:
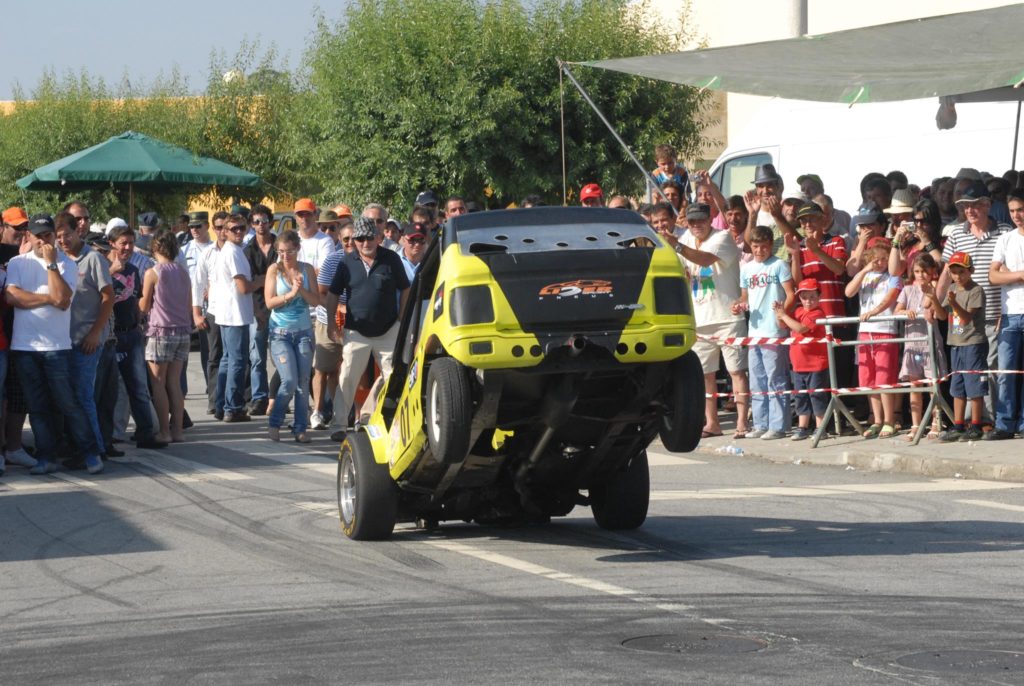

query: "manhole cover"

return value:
[896, 649, 1024, 673]
[622, 634, 766, 655]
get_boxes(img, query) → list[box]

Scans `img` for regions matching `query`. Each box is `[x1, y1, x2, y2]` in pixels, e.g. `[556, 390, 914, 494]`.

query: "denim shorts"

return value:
[950, 342, 988, 399]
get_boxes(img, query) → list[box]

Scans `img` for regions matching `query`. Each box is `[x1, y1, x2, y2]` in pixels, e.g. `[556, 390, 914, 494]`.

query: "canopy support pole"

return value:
[559, 66, 568, 206]
[556, 59, 672, 210]
[129, 182, 135, 230]
[1013, 100, 1021, 171]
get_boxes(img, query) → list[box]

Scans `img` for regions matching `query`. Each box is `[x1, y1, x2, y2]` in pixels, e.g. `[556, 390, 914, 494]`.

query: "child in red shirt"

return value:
[774, 278, 829, 440]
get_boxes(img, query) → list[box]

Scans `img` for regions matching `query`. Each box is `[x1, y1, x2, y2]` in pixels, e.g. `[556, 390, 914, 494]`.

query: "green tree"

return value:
[304, 0, 709, 210]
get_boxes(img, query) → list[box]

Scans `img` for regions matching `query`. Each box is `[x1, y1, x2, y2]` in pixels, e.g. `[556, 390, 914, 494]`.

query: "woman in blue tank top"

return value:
[264, 230, 319, 442]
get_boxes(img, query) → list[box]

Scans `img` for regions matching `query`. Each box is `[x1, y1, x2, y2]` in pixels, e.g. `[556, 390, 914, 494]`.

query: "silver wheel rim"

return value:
[339, 450, 356, 525]
[428, 379, 441, 444]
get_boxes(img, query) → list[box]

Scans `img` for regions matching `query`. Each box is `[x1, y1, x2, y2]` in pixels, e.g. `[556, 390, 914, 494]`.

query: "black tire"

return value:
[590, 450, 650, 530]
[425, 357, 473, 464]
[658, 351, 705, 453]
[337, 431, 398, 540]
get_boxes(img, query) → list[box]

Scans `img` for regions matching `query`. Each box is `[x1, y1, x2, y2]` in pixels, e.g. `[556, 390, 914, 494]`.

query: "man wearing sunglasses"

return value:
[210, 214, 255, 422]
[325, 217, 410, 440]
[399, 222, 428, 283]
[243, 205, 277, 415]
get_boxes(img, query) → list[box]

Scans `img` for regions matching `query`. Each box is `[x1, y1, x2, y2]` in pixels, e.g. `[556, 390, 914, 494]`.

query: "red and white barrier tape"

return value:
[697, 334, 837, 346]
[705, 368, 1024, 399]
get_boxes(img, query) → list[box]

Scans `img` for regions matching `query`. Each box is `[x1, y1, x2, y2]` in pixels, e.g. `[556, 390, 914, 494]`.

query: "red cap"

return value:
[947, 251, 974, 270]
[796, 278, 820, 294]
[293, 198, 316, 213]
[866, 236, 892, 250]
[2, 207, 29, 226]
[333, 203, 353, 218]
[580, 183, 603, 201]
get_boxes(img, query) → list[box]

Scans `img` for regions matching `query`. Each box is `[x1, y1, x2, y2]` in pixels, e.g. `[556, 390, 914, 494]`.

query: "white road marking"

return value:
[248, 452, 337, 476]
[650, 479, 1024, 502]
[122, 453, 254, 483]
[0, 475, 81, 493]
[294, 501, 337, 515]
[646, 449, 706, 467]
[956, 499, 1024, 514]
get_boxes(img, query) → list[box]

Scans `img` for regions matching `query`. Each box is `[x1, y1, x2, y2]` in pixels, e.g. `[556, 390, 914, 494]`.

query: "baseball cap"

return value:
[854, 202, 885, 225]
[2, 207, 29, 226]
[333, 203, 353, 218]
[947, 251, 974, 270]
[352, 217, 377, 239]
[415, 190, 439, 207]
[580, 183, 603, 201]
[685, 203, 711, 220]
[105, 217, 129, 235]
[796, 278, 819, 294]
[955, 181, 991, 205]
[796, 173, 823, 188]
[796, 202, 823, 220]
[294, 198, 317, 214]
[187, 211, 209, 227]
[782, 189, 808, 204]
[404, 222, 427, 240]
[866, 236, 892, 250]
[137, 211, 160, 228]
[28, 214, 55, 236]
[85, 232, 112, 252]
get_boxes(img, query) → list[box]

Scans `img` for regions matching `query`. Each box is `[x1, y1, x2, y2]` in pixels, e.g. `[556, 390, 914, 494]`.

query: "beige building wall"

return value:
[652, 0, 1020, 164]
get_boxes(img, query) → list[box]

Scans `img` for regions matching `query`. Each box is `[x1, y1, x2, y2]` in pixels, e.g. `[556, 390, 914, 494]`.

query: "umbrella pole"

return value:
[556, 59, 674, 212]
[1013, 101, 1022, 171]
[129, 182, 135, 230]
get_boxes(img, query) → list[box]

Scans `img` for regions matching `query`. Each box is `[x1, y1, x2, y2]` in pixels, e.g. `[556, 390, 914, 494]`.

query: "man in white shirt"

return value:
[6, 214, 104, 475]
[192, 212, 227, 416]
[211, 213, 254, 422]
[986, 189, 1024, 440]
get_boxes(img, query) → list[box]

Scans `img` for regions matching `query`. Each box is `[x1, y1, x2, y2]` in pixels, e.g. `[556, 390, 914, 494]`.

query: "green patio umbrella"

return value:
[16, 130, 262, 223]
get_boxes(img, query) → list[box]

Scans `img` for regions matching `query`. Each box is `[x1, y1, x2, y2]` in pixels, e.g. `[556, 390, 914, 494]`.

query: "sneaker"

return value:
[760, 430, 786, 440]
[5, 447, 37, 468]
[223, 412, 252, 423]
[791, 427, 811, 441]
[746, 429, 766, 439]
[960, 426, 983, 442]
[29, 459, 58, 475]
[937, 429, 964, 443]
[983, 429, 1015, 441]
[85, 455, 104, 475]
[310, 412, 327, 430]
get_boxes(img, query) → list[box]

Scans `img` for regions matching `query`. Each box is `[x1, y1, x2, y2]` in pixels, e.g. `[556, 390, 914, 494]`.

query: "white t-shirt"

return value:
[681, 229, 742, 326]
[299, 231, 334, 272]
[858, 271, 902, 334]
[211, 241, 253, 326]
[7, 251, 78, 352]
[992, 229, 1024, 315]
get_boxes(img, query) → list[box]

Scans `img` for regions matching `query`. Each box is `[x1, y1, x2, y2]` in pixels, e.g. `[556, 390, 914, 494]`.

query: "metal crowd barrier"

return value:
[811, 314, 954, 448]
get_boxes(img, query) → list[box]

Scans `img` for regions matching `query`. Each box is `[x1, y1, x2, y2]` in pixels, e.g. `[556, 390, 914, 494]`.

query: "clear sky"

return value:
[0, 0, 350, 99]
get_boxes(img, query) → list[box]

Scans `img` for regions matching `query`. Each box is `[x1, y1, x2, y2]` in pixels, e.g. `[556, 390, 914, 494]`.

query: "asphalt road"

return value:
[3, 407, 1024, 685]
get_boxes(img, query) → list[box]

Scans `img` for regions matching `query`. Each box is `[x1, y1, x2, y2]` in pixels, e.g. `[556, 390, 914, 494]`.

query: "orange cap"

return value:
[333, 203, 353, 218]
[2, 207, 29, 226]
[293, 198, 316, 213]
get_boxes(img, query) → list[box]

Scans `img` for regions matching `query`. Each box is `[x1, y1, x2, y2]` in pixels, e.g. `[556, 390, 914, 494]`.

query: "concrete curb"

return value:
[695, 443, 1024, 484]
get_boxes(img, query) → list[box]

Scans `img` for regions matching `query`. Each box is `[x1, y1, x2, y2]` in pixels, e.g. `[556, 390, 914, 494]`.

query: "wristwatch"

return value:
[46, 263, 59, 272]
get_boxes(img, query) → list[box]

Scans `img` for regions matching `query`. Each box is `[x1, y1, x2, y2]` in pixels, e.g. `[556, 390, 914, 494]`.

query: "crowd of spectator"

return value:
[5, 144, 1024, 479]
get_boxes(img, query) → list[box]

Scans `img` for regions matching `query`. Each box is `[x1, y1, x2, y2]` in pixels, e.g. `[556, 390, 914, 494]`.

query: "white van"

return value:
[707, 97, 1022, 216]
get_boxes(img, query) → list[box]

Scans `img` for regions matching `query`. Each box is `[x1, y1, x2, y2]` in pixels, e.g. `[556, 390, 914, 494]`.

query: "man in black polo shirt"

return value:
[325, 217, 410, 440]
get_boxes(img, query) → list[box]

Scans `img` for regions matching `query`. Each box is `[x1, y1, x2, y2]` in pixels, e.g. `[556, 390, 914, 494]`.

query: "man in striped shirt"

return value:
[792, 202, 847, 318]
[939, 181, 1012, 422]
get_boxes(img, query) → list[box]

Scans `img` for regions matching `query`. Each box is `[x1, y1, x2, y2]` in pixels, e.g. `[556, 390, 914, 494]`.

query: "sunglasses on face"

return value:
[227, 225, 247, 233]
[213, 223, 226, 230]
[73, 215, 90, 222]
[353, 235, 375, 242]
[406, 236, 425, 245]
[252, 218, 270, 225]
[8, 224, 27, 232]
[296, 211, 313, 218]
